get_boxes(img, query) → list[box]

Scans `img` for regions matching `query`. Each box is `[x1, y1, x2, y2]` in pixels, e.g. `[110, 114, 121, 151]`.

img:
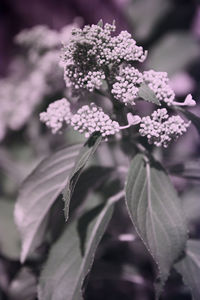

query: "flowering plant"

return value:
[14, 21, 200, 300]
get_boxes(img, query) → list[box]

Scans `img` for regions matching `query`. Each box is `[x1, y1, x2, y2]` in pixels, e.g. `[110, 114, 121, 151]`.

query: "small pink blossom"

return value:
[139, 108, 190, 147]
[62, 21, 147, 94]
[111, 65, 143, 105]
[70, 103, 120, 138]
[143, 70, 175, 105]
[40, 98, 71, 134]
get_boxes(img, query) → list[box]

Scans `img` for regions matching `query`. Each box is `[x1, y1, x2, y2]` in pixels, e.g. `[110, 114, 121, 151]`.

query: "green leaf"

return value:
[147, 32, 199, 75]
[38, 191, 124, 300]
[175, 239, 200, 300]
[177, 108, 200, 135]
[63, 133, 102, 220]
[0, 200, 21, 259]
[138, 83, 160, 105]
[125, 154, 187, 296]
[69, 166, 114, 214]
[14, 144, 82, 263]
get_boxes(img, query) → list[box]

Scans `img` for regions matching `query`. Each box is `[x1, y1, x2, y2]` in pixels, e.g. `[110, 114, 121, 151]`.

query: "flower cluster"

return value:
[40, 100, 191, 147]
[0, 52, 63, 140]
[64, 66, 105, 93]
[139, 108, 190, 147]
[15, 25, 59, 51]
[62, 23, 114, 93]
[111, 65, 143, 105]
[15, 24, 76, 56]
[110, 31, 147, 63]
[40, 98, 71, 134]
[40, 100, 120, 139]
[62, 22, 147, 94]
[0, 24, 77, 141]
[143, 70, 175, 105]
[36, 21, 194, 149]
[71, 103, 120, 138]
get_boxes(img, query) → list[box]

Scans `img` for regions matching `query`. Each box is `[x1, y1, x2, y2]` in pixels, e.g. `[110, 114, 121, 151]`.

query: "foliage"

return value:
[15, 144, 82, 263]
[38, 192, 122, 300]
[125, 154, 187, 297]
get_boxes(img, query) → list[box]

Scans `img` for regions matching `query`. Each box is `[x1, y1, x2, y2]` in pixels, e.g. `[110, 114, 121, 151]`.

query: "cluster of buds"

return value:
[62, 21, 147, 94]
[40, 98, 71, 134]
[110, 31, 147, 63]
[139, 108, 190, 147]
[0, 24, 78, 142]
[0, 62, 61, 140]
[40, 99, 120, 139]
[64, 66, 105, 93]
[111, 65, 143, 105]
[15, 24, 76, 54]
[15, 25, 59, 51]
[143, 70, 175, 106]
[62, 23, 114, 93]
[71, 103, 120, 138]
[39, 21, 195, 148]
[40, 100, 191, 147]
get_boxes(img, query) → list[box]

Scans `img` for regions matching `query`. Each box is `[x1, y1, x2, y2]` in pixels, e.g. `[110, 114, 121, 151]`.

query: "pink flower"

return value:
[70, 103, 120, 138]
[139, 108, 190, 147]
[143, 70, 175, 105]
[40, 98, 71, 134]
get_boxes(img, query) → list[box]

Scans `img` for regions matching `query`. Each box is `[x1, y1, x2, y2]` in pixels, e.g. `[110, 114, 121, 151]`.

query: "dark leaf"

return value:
[63, 133, 102, 220]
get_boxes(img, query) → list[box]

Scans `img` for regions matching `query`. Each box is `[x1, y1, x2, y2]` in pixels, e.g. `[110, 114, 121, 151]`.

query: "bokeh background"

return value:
[0, 0, 200, 299]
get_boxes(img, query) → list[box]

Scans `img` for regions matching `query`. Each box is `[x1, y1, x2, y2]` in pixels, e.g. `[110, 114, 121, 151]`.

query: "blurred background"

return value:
[0, 0, 200, 299]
